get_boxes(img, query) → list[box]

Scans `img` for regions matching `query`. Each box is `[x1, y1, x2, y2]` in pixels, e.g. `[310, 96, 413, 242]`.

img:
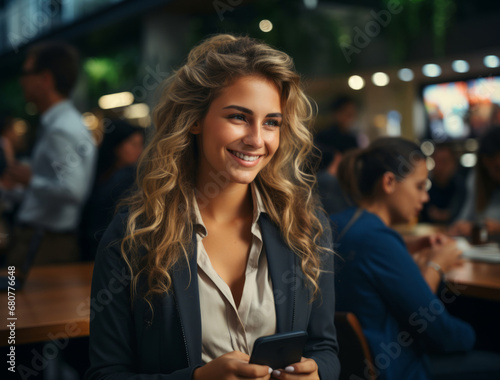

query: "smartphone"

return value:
[249, 331, 308, 369]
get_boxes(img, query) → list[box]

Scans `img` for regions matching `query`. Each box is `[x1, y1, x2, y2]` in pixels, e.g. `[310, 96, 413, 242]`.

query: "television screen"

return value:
[422, 76, 500, 141]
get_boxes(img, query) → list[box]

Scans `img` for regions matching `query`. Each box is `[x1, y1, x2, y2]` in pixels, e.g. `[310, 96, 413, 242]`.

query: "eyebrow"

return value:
[222, 105, 282, 118]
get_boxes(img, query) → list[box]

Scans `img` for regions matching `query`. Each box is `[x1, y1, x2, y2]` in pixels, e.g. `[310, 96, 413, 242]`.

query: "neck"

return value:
[37, 92, 66, 114]
[195, 180, 253, 224]
[359, 200, 391, 226]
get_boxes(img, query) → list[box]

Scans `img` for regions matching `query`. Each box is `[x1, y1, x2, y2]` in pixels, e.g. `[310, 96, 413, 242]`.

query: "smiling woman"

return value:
[86, 34, 340, 380]
[191, 76, 281, 185]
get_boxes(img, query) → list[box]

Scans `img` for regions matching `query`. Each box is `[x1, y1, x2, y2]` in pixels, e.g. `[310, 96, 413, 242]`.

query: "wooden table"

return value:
[445, 260, 500, 302]
[0, 262, 93, 346]
[395, 223, 500, 302]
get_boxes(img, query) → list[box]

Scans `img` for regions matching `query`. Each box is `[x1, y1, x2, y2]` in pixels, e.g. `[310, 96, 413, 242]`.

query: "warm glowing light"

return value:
[460, 153, 477, 168]
[348, 75, 365, 90]
[82, 112, 99, 130]
[13, 119, 28, 135]
[426, 157, 436, 171]
[124, 103, 150, 119]
[372, 72, 390, 86]
[98, 92, 134, 109]
[420, 141, 435, 156]
[259, 20, 273, 32]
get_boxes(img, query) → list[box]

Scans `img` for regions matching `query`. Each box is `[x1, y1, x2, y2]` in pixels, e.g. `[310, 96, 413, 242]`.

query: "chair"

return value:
[335, 312, 377, 380]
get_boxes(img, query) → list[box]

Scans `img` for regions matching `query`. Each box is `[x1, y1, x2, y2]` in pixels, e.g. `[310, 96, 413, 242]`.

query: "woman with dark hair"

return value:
[331, 137, 500, 380]
[86, 35, 339, 379]
[451, 126, 500, 236]
[80, 119, 144, 260]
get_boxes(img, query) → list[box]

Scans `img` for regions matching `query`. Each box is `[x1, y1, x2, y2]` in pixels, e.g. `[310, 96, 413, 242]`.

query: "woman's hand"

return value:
[485, 218, 500, 235]
[429, 240, 464, 273]
[406, 233, 450, 255]
[271, 357, 319, 379]
[193, 351, 272, 380]
[448, 220, 472, 237]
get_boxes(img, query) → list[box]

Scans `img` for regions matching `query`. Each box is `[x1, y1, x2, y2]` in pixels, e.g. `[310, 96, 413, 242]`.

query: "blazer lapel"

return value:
[170, 230, 202, 366]
[259, 214, 296, 332]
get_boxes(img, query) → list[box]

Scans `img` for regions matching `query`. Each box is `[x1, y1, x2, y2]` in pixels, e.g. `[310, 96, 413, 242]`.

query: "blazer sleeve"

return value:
[303, 212, 341, 380]
[85, 212, 200, 380]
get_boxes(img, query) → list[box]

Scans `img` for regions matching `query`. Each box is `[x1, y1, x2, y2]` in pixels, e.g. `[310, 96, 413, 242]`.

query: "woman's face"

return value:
[115, 132, 144, 168]
[387, 159, 429, 224]
[192, 75, 282, 187]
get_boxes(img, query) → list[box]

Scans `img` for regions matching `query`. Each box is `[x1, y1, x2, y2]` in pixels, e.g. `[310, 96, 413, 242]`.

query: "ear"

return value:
[190, 121, 201, 135]
[381, 171, 397, 195]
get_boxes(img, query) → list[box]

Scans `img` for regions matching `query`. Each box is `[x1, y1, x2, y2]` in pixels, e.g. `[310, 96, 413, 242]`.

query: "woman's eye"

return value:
[264, 119, 281, 127]
[228, 114, 247, 122]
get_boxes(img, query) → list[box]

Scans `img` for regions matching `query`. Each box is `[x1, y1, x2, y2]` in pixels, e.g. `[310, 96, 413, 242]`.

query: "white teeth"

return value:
[231, 150, 260, 162]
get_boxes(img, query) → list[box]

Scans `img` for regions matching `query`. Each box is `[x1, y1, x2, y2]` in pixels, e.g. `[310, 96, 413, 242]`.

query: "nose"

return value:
[242, 123, 264, 148]
[422, 189, 430, 204]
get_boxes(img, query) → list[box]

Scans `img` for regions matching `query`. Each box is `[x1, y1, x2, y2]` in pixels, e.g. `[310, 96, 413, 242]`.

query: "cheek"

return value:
[266, 132, 280, 155]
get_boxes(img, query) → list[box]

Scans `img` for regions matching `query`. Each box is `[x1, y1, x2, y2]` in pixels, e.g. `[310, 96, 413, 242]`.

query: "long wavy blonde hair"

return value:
[122, 34, 329, 307]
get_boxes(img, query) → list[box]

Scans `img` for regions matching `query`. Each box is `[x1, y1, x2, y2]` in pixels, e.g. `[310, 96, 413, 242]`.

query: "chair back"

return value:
[335, 312, 377, 380]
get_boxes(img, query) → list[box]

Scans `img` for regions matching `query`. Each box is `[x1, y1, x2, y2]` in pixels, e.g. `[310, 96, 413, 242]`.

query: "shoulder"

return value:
[48, 103, 91, 138]
[95, 209, 130, 262]
[332, 209, 406, 257]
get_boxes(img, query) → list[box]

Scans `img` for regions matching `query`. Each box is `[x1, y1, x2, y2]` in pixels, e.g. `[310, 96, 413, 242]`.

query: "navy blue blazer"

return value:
[86, 210, 340, 379]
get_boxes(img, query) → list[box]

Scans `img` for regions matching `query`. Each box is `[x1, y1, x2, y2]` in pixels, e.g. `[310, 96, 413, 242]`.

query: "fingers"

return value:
[271, 358, 319, 379]
[235, 362, 272, 378]
[431, 233, 450, 246]
[225, 350, 250, 362]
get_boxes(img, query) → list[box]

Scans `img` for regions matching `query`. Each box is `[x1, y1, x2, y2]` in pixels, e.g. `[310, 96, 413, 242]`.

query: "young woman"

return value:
[86, 35, 339, 380]
[331, 137, 500, 380]
[451, 126, 500, 236]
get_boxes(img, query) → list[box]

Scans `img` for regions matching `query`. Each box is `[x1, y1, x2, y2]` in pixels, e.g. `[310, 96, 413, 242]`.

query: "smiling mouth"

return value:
[228, 149, 262, 162]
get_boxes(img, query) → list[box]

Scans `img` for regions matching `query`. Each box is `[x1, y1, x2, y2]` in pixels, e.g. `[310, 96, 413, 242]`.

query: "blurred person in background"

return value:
[314, 95, 360, 171]
[0, 115, 28, 251]
[421, 144, 467, 224]
[5, 41, 97, 278]
[316, 145, 351, 216]
[80, 119, 144, 260]
[331, 137, 500, 380]
[451, 126, 500, 236]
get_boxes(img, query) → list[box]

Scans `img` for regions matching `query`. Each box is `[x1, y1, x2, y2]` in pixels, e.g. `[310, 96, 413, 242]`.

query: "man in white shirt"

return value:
[6, 42, 96, 276]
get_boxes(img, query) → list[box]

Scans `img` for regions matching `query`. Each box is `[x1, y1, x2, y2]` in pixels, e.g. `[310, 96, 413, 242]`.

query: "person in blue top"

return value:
[330, 137, 500, 380]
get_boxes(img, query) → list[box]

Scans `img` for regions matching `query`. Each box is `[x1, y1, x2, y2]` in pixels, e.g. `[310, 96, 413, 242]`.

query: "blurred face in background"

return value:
[335, 102, 357, 132]
[20, 55, 46, 104]
[432, 147, 457, 186]
[386, 159, 430, 225]
[483, 153, 500, 184]
[115, 132, 144, 168]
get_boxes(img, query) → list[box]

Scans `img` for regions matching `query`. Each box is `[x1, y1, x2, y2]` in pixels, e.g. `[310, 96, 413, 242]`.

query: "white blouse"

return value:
[193, 183, 277, 364]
